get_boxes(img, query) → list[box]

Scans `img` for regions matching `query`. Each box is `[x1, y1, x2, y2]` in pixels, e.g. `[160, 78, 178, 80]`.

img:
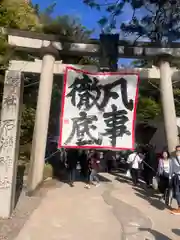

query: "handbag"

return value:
[152, 176, 159, 190]
[125, 169, 131, 178]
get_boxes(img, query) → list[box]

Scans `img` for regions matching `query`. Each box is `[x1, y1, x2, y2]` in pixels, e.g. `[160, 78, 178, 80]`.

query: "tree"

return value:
[0, 0, 41, 115]
[42, 15, 93, 63]
[0, 1, 41, 76]
[0, 1, 42, 160]
[0, 2, 91, 147]
[132, 58, 180, 117]
[137, 97, 161, 121]
[84, 0, 180, 121]
[135, 79, 161, 121]
[20, 105, 36, 145]
[32, 2, 94, 64]
[1, 0, 40, 30]
[83, 0, 180, 42]
[120, 0, 180, 43]
[18, 3, 95, 146]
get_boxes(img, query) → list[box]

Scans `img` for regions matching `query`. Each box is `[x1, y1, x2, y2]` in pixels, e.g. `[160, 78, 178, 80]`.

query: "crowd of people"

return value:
[59, 145, 157, 190]
[50, 144, 180, 215]
[126, 144, 180, 215]
[59, 149, 115, 188]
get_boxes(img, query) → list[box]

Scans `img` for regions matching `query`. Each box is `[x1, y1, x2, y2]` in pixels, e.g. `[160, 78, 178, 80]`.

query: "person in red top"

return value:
[85, 150, 100, 189]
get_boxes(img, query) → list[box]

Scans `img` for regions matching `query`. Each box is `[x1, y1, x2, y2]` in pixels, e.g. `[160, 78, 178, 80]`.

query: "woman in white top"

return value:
[157, 150, 170, 196]
[127, 151, 143, 186]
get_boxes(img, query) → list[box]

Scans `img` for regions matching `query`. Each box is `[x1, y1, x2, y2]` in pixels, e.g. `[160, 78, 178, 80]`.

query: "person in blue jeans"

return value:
[85, 151, 100, 189]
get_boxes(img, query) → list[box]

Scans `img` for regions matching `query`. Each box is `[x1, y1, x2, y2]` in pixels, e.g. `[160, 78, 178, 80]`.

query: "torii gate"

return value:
[0, 28, 180, 218]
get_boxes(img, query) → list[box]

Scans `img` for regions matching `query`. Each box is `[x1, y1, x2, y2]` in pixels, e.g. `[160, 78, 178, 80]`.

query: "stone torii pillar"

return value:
[157, 55, 179, 153]
[27, 44, 58, 194]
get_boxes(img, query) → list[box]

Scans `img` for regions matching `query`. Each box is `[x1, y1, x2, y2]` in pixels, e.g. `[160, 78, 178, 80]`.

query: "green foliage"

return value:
[48, 80, 63, 135]
[0, 1, 41, 143]
[83, 0, 101, 10]
[0, 1, 95, 149]
[121, 0, 180, 43]
[42, 15, 92, 42]
[36, 3, 94, 64]
[0, 1, 41, 71]
[20, 105, 36, 145]
[173, 88, 180, 116]
[83, 0, 180, 121]
[136, 79, 161, 121]
[137, 97, 161, 122]
[0, 1, 95, 69]
[83, 0, 128, 32]
[84, 0, 180, 42]
[133, 59, 180, 118]
[1, 0, 40, 30]
[37, 2, 93, 42]
[0, 32, 9, 71]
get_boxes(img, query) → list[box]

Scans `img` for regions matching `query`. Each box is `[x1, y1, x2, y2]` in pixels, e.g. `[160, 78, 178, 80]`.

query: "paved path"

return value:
[14, 173, 180, 240]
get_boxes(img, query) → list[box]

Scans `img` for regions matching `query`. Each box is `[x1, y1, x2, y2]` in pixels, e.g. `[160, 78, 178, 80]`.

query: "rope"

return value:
[44, 149, 60, 162]
[148, 80, 180, 105]
[141, 159, 156, 173]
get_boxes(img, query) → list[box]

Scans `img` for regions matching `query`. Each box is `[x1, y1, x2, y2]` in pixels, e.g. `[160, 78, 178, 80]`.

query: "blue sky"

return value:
[32, 0, 133, 37]
[32, 0, 133, 65]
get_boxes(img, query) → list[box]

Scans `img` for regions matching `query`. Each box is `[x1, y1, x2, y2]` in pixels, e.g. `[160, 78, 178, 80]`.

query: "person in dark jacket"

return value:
[143, 145, 157, 187]
[66, 149, 78, 187]
[104, 150, 116, 173]
[79, 150, 89, 182]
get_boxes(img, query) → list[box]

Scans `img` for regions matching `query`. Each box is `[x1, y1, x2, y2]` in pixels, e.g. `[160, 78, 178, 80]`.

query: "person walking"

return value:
[85, 151, 100, 189]
[104, 150, 116, 173]
[143, 145, 157, 188]
[127, 150, 143, 186]
[157, 150, 171, 199]
[66, 149, 78, 187]
[79, 150, 89, 182]
[169, 145, 180, 215]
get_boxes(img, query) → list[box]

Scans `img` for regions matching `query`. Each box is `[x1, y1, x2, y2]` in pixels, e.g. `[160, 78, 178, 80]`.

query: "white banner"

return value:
[58, 67, 139, 150]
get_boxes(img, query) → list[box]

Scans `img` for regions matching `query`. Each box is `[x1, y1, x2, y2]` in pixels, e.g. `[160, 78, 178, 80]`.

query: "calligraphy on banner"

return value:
[58, 67, 139, 150]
